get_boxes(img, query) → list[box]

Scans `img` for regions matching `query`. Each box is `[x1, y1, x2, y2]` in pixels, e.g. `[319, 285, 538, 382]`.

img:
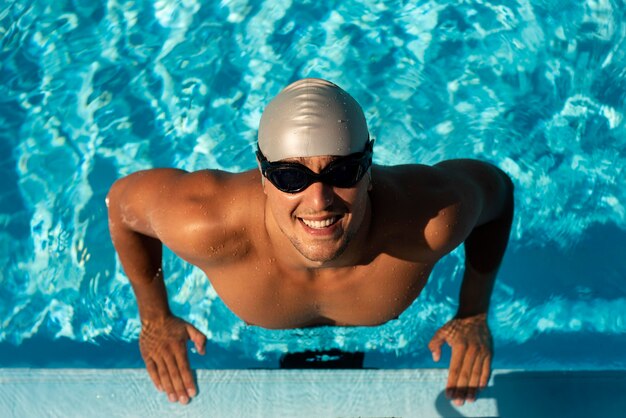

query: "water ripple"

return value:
[1, 0, 625, 365]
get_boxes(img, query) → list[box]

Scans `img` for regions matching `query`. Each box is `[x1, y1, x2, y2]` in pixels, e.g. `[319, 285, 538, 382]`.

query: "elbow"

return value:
[475, 164, 515, 227]
[500, 167, 514, 196]
[491, 164, 514, 219]
[106, 178, 123, 212]
[106, 177, 131, 225]
[501, 169, 514, 219]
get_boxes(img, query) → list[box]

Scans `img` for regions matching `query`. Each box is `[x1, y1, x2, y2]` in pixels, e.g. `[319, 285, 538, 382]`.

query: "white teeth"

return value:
[301, 217, 338, 229]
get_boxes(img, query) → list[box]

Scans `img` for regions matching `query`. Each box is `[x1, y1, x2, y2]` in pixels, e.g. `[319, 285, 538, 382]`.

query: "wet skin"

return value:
[107, 157, 513, 406]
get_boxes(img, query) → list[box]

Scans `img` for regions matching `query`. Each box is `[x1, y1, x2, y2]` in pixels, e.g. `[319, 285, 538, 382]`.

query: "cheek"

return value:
[336, 185, 368, 213]
[267, 190, 299, 218]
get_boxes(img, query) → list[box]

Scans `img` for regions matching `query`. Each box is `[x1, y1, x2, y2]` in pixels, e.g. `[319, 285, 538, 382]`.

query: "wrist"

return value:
[139, 307, 173, 324]
[455, 310, 488, 320]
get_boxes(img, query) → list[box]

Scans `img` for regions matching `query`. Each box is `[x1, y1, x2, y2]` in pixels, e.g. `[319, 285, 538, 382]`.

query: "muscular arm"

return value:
[449, 160, 515, 318]
[428, 159, 514, 406]
[106, 169, 211, 404]
[106, 169, 182, 321]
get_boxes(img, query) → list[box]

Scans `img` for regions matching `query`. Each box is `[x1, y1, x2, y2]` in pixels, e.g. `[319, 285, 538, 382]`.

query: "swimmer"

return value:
[107, 78, 514, 406]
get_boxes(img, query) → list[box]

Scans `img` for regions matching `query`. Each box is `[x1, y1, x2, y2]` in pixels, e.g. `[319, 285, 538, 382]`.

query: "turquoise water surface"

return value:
[1, 0, 626, 369]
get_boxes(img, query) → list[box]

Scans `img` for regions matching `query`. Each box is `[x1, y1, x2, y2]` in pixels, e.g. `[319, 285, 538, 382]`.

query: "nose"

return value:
[302, 181, 334, 210]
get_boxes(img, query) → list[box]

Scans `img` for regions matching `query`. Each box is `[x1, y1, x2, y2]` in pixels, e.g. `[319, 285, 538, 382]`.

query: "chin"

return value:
[300, 250, 341, 263]
[293, 238, 350, 263]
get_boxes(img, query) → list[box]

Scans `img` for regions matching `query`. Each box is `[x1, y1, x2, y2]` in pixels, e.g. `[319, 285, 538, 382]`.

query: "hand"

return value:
[428, 313, 492, 406]
[139, 315, 207, 404]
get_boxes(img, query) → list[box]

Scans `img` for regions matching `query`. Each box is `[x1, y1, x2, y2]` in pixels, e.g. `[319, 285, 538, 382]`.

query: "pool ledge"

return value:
[1, 368, 625, 417]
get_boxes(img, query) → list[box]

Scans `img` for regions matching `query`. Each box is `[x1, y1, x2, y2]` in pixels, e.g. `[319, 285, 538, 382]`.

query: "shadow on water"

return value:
[501, 222, 626, 301]
[435, 370, 626, 418]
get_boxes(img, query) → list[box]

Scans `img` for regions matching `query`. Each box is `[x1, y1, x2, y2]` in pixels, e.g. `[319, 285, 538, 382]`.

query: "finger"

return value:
[466, 353, 484, 402]
[187, 324, 207, 355]
[155, 358, 176, 403]
[446, 343, 467, 400]
[174, 348, 197, 398]
[163, 351, 190, 404]
[452, 346, 478, 405]
[479, 354, 492, 389]
[457, 346, 479, 404]
[428, 332, 445, 363]
[145, 358, 163, 392]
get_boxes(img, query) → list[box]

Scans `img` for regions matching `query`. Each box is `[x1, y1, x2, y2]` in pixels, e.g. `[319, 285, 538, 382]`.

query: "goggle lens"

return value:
[257, 141, 373, 193]
[268, 168, 310, 192]
[329, 160, 364, 188]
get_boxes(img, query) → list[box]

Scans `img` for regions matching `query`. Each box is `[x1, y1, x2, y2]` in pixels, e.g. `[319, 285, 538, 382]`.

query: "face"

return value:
[263, 155, 371, 264]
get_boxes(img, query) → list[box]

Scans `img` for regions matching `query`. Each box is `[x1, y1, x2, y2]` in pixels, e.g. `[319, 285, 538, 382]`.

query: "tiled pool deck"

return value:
[1, 368, 624, 417]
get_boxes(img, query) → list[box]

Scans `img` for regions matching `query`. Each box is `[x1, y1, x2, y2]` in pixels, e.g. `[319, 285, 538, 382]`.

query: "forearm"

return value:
[112, 227, 171, 321]
[456, 264, 497, 318]
[457, 178, 514, 318]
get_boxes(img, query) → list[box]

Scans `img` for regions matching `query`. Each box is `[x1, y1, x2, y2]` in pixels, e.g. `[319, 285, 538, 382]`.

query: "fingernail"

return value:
[179, 395, 189, 404]
[168, 393, 176, 402]
[454, 399, 464, 406]
[187, 388, 197, 398]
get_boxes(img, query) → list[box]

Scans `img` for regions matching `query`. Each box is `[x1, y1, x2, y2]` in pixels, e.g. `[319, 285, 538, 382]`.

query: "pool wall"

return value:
[1, 368, 625, 418]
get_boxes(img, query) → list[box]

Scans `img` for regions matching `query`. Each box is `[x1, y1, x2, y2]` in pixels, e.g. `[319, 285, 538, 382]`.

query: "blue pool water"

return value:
[1, 0, 625, 370]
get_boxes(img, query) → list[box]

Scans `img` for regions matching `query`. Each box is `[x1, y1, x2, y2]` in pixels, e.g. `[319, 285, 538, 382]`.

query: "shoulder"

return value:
[107, 168, 238, 228]
[433, 159, 514, 226]
[425, 159, 513, 253]
[370, 160, 512, 256]
[108, 167, 248, 196]
[374, 159, 511, 200]
[107, 168, 264, 262]
[369, 164, 461, 256]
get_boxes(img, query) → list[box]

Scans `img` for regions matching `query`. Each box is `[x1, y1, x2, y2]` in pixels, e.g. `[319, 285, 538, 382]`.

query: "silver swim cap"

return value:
[258, 78, 369, 161]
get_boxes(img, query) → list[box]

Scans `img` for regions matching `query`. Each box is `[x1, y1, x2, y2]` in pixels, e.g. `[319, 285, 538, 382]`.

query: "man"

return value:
[107, 78, 514, 406]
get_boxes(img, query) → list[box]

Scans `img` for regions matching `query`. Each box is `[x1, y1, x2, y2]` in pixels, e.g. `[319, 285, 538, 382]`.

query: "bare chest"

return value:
[201, 255, 434, 329]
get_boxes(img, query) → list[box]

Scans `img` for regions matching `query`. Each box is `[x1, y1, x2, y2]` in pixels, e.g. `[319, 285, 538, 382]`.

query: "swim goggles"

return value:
[256, 140, 374, 193]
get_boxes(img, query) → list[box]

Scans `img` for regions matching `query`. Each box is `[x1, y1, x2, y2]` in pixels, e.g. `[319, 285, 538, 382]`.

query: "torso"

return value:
[202, 250, 435, 328]
[161, 165, 468, 329]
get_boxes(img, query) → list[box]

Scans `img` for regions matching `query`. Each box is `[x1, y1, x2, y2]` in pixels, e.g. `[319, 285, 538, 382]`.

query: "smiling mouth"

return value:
[299, 216, 341, 229]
